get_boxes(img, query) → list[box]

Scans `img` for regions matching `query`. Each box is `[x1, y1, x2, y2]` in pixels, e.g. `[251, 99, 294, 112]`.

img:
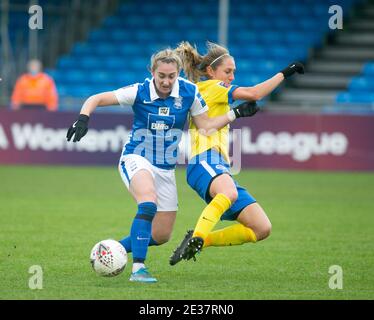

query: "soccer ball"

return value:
[90, 239, 127, 277]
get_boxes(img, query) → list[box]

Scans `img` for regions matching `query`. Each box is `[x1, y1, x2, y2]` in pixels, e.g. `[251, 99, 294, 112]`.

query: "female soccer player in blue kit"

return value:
[169, 41, 304, 265]
[67, 48, 258, 282]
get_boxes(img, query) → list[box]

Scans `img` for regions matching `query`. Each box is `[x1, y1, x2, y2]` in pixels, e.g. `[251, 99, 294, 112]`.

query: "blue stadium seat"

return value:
[102, 58, 126, 70]
[56, 85, 70, 96]
[147, 16, 172, 28]
[57, 56, 80, 69]
[336, 92, 374, 104]
[247, 18, 269, 30]
[71, 42, 92, 56]
[289, 4, 311, 17]
[230, 30, 258, 45]
[109, 30, 134, 42]
[94, 43, 119, 56]
[78, 57, 101, 69]
[88, 29, 107, 42]
[134, 30, 155, 42]
[49, 0, 357, 105]
[272, 18, 298, 30]
[175, 16, 195, 29]
[63, 71, 88, 84]
[263, 4, 288, 16]
[141, 2, 162, 15]
[259, 32, 282, 45]
[102, 16, 123, 28]
[265, 46, 290, 60]
[363, 63, 374, 76]
[67, 85, 96, 97]
[122, 15, 143, 28]
[349, 77, 374, 92]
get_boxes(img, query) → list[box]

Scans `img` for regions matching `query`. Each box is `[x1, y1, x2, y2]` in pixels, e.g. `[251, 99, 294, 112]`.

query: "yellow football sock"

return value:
[204, 223, 257, 247]
[193, 193, 232, 240]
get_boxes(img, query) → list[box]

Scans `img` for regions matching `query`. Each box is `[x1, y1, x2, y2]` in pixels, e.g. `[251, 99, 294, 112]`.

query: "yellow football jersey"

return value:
[189, 79, 238, 162]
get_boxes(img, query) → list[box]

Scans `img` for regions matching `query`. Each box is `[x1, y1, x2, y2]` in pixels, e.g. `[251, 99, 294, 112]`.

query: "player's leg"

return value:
[118, 168, 158, 251]
[170, 176, 235, 264]
[180, 174, 238, 259]
[192, 173, 238, 240]
[150, 165, 178, 243]
[170, 150, 235, 264]
[128, 169, 158, 282]
[236, 202, 272, 241]
[190, 150, 237, 241]
[204, 188, 271, 247]
[151, 211, 176, 244]
[119, 163, 178, 254]
[118, 155, 158, 282]
[119, 211, 176, 253]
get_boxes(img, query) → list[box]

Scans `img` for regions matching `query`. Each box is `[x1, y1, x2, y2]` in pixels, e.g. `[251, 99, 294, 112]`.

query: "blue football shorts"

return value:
[186, 149, 256, 221]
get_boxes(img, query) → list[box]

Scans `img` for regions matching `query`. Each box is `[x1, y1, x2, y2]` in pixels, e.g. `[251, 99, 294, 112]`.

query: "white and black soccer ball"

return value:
[90, 239, 127, 277]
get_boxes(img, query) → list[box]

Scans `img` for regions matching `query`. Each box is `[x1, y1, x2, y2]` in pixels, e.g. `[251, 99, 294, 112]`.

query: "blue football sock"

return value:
[130, 202, 157, 263]
[119, 235, 159, 253]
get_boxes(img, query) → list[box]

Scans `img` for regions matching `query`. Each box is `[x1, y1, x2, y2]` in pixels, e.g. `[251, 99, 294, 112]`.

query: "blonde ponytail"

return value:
[175, 41, 231, 82]
[174, 41, 204, 83]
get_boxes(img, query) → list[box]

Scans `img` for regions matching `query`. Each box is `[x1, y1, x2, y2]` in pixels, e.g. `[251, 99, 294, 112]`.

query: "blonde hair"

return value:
[174, 41, 230, 82]
[150, 48, 182, 73]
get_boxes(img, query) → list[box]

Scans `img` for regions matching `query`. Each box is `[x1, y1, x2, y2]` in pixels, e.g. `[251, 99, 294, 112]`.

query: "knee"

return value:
[256, 221, 272, 241]
[152, 231, 172, 245]
[139, 187, 157, 203]
[222, 189, 238, 204]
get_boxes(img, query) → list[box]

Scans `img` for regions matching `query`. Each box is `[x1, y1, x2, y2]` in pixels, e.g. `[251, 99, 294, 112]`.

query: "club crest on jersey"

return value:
[159, 107, 170, 116]
[174, 96, 183, 109]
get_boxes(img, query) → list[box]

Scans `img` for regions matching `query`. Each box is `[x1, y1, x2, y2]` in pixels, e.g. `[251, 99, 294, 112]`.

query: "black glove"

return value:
[280, 62, 305, 78]
[232, 101, 259, 118]
[66, 114, 89, 142]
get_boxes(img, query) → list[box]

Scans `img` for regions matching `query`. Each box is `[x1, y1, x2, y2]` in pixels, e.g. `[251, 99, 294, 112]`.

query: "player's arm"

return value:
[80, 91, 119, 116]
[66, 92, 120, 142]
[67, 85, 137, 142]
[192, 101, 259, 135]
[232, 62, 304, 101]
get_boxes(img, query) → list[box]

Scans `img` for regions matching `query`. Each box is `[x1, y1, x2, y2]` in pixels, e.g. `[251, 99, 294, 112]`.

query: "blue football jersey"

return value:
[114, 77, 208, 169]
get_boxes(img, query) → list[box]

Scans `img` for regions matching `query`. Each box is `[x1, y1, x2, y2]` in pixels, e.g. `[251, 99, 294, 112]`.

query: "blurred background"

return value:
[1, 0, 373, 112]
[0, 0, 373, 169]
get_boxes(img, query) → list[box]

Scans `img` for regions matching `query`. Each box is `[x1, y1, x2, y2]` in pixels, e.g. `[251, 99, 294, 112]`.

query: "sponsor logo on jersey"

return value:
[218, 81, 230, 88]
[159, 107, 170, 116]
[174, 96, 183, 109]
[151, 122, 169, 130]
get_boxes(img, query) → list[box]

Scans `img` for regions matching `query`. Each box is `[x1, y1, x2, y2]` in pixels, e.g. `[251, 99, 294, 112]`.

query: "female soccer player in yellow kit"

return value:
[170, 41, 304, 264]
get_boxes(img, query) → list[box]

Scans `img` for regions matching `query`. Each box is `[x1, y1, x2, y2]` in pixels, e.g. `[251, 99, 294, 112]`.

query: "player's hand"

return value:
[232, 101, 259, 118]
[280, 62, 305, 79]
[66, 114, 89, 142]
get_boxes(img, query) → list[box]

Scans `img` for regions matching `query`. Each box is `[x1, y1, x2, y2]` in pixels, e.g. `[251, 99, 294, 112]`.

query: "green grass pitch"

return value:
[0, 165, 373, 300]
